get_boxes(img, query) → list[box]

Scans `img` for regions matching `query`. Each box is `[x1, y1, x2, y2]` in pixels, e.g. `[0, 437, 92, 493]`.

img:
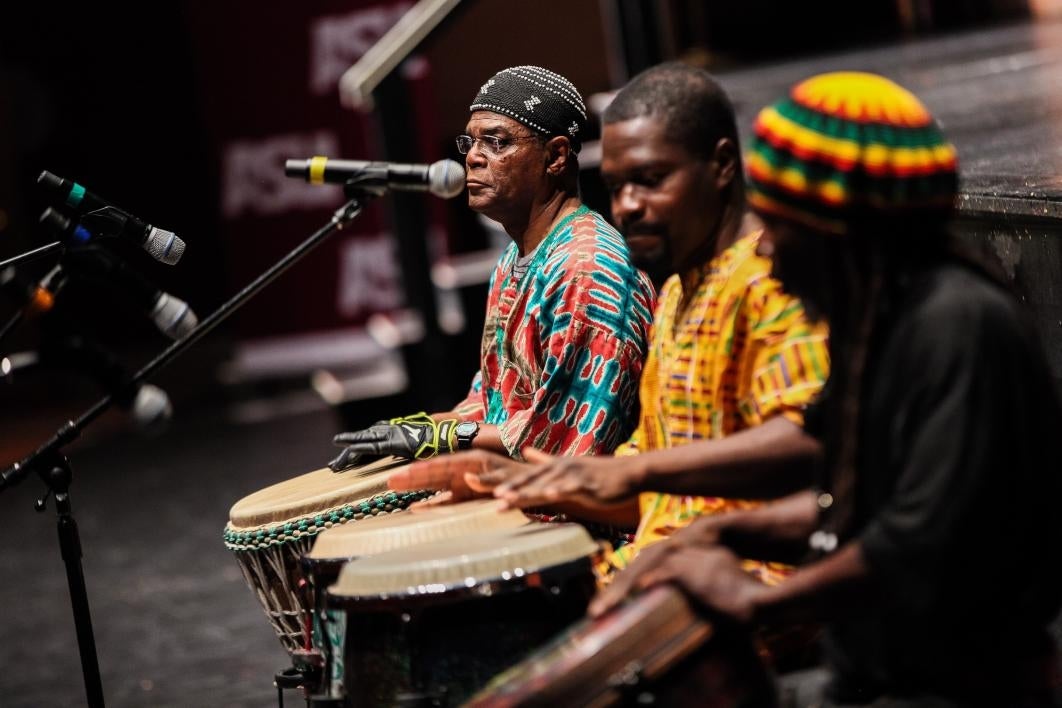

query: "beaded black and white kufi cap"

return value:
[470, 65, 588, 152]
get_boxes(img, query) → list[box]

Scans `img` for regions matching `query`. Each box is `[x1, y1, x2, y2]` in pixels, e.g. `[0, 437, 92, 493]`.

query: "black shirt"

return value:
[805, 260, 1062, 702]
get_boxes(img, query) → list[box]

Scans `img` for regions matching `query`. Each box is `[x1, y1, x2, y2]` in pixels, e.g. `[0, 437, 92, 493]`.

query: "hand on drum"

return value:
[589, 539, 766, 626]
[330, 413, 459, 471]
[389, 447, 646, 509]
[387, 449, 528, 505]
[489, 448, 645, 509]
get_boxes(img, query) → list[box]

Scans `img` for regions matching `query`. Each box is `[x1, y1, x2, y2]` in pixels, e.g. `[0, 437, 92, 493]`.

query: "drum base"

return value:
[275, 664, 322, 708]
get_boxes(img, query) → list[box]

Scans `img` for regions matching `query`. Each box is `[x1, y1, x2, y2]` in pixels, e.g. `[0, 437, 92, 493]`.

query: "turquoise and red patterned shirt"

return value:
[454, 205, 655, 457]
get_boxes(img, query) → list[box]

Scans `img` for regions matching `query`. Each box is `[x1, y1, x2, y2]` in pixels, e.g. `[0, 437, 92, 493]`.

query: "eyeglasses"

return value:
[455, 134, 539, 157]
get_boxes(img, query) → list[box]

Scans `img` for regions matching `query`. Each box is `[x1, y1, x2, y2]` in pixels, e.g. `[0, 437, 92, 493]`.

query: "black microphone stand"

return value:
[0, 185, 376, 707]
[0, 240, 65, 270]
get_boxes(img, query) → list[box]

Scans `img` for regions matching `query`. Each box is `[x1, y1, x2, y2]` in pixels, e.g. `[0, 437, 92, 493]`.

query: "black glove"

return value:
[328, 412, 459, 471]
[327, 434, 383, 472]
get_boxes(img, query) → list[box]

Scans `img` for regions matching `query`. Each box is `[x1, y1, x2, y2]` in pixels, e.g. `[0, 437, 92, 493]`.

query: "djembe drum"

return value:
[302, 500, 530, 703]
[328, 524, 602, 707]
[223, 456, 432, 679]
[464, 585, 776, 708]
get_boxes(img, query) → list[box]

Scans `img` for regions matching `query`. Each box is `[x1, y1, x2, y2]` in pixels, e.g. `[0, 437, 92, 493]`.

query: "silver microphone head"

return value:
[144, 226, 186, 265]
[151, 292, 198, 340]
[130, 383, 173, 431]
[427, 159, 465, 199]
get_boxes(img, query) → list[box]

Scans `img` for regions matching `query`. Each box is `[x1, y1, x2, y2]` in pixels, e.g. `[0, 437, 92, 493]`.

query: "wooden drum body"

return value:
[465, 585, 776, 708]
[223, 457, 431, 662]
[328, 524, 602, 707]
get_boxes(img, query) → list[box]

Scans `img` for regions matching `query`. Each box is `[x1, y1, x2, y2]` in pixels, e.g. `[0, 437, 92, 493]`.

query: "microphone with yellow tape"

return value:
[284, 156, 464, 199]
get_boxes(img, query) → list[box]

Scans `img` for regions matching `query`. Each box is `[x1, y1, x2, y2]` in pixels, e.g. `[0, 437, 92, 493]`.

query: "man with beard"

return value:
[592, 72, 1062, 705]
[390, 63, 829, 584]
[328, 66, 654, 469]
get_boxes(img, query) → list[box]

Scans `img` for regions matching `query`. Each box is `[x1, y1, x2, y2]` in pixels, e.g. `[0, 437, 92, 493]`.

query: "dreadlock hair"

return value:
[819, 222, 964, 539]
[818, 233, 888, 540]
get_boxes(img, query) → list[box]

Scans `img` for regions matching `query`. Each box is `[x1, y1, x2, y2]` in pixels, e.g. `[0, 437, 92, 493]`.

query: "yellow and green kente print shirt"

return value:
[609, 230, 829, 585]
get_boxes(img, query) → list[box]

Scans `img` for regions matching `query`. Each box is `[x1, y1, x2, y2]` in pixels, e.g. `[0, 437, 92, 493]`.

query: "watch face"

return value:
[455, 421, 479, 449]
[456, 421, 478, 437]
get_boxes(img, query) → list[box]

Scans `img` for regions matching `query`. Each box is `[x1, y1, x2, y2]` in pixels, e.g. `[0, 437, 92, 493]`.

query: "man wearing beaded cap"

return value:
[330, 66, 654, 468]
[593, 72, 1062, 704]
[390, 63, 830, 587]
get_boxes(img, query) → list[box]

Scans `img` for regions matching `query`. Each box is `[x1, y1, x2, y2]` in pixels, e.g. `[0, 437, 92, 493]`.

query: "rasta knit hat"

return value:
[746, 72, 958, 236]
[470, 65, 588, 152]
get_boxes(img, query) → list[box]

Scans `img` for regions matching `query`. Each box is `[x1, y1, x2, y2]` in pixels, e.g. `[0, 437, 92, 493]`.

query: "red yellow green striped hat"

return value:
[746, 72, 958, 235]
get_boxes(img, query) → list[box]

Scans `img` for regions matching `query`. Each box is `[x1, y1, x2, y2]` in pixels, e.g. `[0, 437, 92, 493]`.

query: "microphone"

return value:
[284, 157, 465, 199]
[58, 243, 198, 340]
[37, 171, 186, 265]
[0, 265, 62, 319]
[127, 383, 174, 431]
[2, 343, 173, 431]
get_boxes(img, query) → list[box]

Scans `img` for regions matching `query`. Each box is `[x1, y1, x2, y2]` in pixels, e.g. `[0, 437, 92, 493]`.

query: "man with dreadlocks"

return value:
[328, 66, 654, 468]
[593, 72, 1062, 705]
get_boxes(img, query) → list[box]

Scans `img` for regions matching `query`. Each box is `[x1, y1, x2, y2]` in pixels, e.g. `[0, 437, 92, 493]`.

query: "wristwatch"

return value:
[454, 420, 480, 450]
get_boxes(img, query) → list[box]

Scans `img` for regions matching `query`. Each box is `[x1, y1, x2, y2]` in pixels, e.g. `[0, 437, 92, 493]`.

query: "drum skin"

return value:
[227, 457, 411, 530]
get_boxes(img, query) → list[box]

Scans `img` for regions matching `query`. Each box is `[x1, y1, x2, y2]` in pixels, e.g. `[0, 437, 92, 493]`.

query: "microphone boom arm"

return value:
[0, 241, 64, 270]
[1, 191, 372, 492]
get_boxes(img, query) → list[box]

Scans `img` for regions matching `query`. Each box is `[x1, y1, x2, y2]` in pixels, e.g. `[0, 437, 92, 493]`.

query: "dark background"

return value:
[1, 1, 1059, 705]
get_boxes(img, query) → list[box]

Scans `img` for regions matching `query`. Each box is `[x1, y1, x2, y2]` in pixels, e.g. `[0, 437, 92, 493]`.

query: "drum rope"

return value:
[225, 488, 434, 654]
[223, 490, 434, 550]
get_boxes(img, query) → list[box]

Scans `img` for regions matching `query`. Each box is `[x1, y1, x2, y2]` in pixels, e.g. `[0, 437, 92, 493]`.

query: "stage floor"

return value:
[0, 408, 332, 707]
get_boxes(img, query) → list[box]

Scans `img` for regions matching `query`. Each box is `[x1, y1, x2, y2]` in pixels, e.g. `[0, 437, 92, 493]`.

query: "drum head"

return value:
[330, 523, 598, 599]
[227, 456, 408, 529]
[307, 499, 529, 561]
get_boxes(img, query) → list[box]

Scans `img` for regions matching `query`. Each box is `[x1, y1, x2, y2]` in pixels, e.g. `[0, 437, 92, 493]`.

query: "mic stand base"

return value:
[36, 455, 106, 708]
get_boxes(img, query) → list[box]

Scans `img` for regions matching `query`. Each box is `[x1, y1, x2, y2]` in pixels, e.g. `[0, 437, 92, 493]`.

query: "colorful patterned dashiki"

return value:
[609, 230, 829, 584]
[454, 205, 655, 457]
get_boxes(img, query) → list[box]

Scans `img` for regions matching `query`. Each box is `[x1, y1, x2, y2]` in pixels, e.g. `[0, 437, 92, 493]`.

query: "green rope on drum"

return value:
[221, 489, 435, 551]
